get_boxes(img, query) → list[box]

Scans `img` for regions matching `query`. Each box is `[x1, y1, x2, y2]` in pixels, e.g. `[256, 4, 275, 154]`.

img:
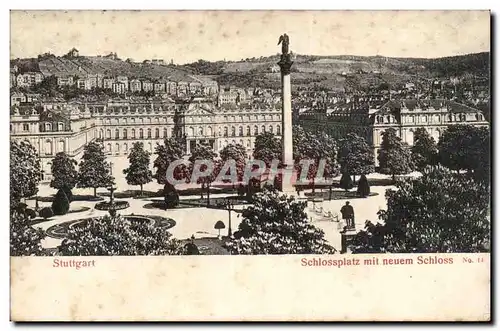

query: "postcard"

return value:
[10, 10, 491, 321]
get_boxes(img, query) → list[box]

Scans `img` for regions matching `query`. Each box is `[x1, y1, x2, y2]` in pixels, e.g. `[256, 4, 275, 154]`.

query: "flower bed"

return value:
[95, 200, 130, 211]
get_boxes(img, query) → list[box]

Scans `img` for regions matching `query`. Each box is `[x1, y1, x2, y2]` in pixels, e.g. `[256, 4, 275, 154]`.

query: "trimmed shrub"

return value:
[25, 208, 37, 220]
[164, 183, 179, 209]
[40, 207, 54, 220]
[339, 173, 354, 192]
[62, 187, 73, 202]
[52, 189, 70, 216]
[357, 174, 371, 198]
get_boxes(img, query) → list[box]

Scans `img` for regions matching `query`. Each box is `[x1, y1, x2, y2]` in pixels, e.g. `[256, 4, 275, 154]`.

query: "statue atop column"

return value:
[277, 33, 293, 74]
[278, 33, 290, 55]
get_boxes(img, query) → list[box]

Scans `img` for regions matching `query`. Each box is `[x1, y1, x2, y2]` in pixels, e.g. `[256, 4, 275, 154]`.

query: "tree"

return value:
[10, 211, 46, 256]
[356, 174, 370, 197]
[253, 132, 282, 167]
[377, 128, 413, 181]
[224, 189, 335, 254]
[219, 144, 247, 183]
[52, 189, 70, 216]
[353, 166, 490, 253]
[123, 142, 153, 195]
[293, 126, 340, 192]
[411, 128, 438, 171]
[59, 215, 186, 256]
[77, 142, 113, 197]
[214, 220, 226, 239]
[438, 125, 490, 176]
[188, 143, 221, 205]
[50, 152, 78, 198]
[338, 133, 375, 182]
[339, 172, 354, 192]
[154, 137, 187, 196]
[10, 140, 42, 208]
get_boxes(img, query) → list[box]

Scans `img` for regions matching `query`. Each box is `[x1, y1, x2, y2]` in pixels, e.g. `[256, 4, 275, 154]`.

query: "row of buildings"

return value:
[10, 97, 283, 181]
[298, 98, 489, 165]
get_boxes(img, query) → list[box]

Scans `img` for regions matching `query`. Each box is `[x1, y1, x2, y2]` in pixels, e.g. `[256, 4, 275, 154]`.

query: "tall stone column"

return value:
[278, 53, 295, 195]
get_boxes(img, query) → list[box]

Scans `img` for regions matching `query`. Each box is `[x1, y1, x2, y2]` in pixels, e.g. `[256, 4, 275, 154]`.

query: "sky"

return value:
[10, 10, 490, 64]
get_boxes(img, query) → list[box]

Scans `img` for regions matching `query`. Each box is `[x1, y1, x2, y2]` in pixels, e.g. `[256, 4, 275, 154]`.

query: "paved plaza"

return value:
[28, 156, 414, 252]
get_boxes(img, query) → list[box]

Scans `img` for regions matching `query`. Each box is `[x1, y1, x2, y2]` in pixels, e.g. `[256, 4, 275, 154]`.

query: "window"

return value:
[45, 139, 53, 155]
[139, 129, 144, 139]
[269, 125, 273, 134]
[106, 129, 111, 139]
[45, 123, 52, 131]
[123, 129, 127, 139]
[262, 125, 266, 133]
[276, 125, 281, 135]
[164, 128, 168, 138]
[254, 125, 258, 135]
[155, 128, 160, 138]
[58, 123, 64, 131]
[115, 143, 120, 154]
[147, 129, 152, 139]
[99, 130, 103, 139]
[246, 126, 251, 136]
[231, 127, 236, 137]
[224, 127, 228, 137]
[131, 129, 136, 139]
[23, 123, 29, 131]
[115, 129, 120, 139]
[199, 127, 204, 136]
[124, 143, 128, 153]
[189, 127, 194, 137]
[421, 115, 427, 123]
[239, 126, 243, 136]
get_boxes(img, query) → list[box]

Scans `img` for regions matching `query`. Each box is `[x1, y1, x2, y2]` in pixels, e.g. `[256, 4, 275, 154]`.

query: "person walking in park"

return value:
[340, 201, 355, 230]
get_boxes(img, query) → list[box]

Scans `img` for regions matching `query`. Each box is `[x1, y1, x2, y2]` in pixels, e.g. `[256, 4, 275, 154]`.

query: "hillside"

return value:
[180, 52, 490, 91]
[11, 52, 489, 92]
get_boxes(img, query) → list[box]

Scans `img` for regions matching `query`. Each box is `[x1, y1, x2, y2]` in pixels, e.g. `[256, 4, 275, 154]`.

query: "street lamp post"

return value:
[224, 199, 235, 237]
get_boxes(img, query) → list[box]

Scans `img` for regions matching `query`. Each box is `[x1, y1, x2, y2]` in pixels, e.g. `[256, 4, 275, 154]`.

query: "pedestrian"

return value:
[340, 201, 355, 229]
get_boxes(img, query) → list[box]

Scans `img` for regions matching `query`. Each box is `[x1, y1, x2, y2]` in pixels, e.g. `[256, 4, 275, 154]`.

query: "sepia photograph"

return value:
[9, 9, 491, 321]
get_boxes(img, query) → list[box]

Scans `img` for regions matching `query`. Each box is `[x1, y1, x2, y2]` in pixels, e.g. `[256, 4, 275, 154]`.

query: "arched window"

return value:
[246, 126, 251, 136]
[124, 143, 128, 153]
[207, 126, 213, 136]
[139, 129, 144, 139]
[231, 126, 236, 136]
[45, 139, 53, 154]
[58, 122, 64, 131]
[155, 128, 160, 138]
[224, 127, 228, 137]
[115, 129, 119, 139]
[147, 129, 151, 138]
[254, 125, 258, 135]
[106, 129, 111, 139]
[131, 129, 136, 139]
[276, 124, 281, 135]
[99, 129, 103, 139]
[123, 129, 127, 139]
[239, 126, 243, 136]
[269, 125, 273, 134]
[163, 128, 168, 138]
[115, 143, 120, 154]
[261, 125, 266, 133]
[106, 143, 111, 153]
[45, 123, 52, 131]
[199, 127, 204, 136]
[148, 142, 153, 152]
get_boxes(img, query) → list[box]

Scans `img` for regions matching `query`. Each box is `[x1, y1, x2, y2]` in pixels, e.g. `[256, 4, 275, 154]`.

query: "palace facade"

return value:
[298, 98, 489, 165]
[10, 97, 282, 181]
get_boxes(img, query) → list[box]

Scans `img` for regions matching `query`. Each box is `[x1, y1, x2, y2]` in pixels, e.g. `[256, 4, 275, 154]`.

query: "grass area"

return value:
[181, 237, 231, 255]
[144, 196, 249, 211]
[32, 195, 105, 203]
